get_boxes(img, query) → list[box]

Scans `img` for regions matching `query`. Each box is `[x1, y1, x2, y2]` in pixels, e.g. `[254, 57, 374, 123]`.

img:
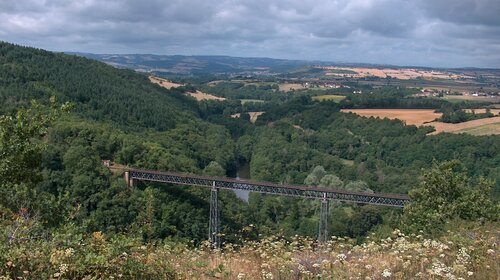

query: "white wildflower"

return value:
[381, 269, 392, 278]
[64, 248, 74, 257]
[59, 264, 68, 274]
[336, 253, 347, 261]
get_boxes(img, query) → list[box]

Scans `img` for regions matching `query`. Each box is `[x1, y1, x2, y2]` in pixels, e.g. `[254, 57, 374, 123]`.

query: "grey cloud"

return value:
[0, 0, 499, 67]
[419, 0, 500, 26]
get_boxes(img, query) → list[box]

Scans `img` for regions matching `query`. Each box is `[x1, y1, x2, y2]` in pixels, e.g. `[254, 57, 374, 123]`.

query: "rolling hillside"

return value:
[0, 42, 200, 131]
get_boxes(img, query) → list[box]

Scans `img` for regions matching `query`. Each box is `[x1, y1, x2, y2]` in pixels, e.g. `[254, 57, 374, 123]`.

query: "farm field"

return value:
[187, 91, 226, 101]
[428, 116, 500, 135]
[239, 99, 265, 104]
[454, 123, 500, 135]
[340, 109, 441, 126]
[149, 76, 184, 89]
[464, 108, 500, 115]
[312, 95, 346, 102]
[279, 83, 306, 92]
[442, 95, 500, 103]
[322, 67, 469, 80]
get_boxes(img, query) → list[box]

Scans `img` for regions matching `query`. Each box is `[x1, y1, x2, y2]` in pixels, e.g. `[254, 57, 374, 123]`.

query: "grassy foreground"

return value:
[1, 221, 497, 279]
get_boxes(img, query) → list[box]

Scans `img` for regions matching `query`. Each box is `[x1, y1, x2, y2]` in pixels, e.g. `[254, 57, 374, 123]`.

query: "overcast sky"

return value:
[1, 0, 499, 68]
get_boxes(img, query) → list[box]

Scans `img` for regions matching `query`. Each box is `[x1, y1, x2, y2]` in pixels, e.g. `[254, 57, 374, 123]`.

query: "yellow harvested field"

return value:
[463, 109, 500, 115]
[186, 91, 226, 101]
[279, 83, 306, 92]
[149, 76, 184, 89]
[323, 67, 469, 80]
[443, 95, 500, 103]
[341, 109, 442, 126]
[313, 95, 346, 102]
[428, 116, 500, 135]
[231, 112, 264, 123]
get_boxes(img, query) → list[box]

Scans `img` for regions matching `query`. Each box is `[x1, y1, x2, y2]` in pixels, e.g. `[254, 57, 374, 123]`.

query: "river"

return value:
[234, 161, 250, 202]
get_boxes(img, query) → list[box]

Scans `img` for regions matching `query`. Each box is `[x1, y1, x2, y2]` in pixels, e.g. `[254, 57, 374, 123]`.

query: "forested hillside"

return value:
[0, 42, 200, 131]
[0, 42, 244, 242]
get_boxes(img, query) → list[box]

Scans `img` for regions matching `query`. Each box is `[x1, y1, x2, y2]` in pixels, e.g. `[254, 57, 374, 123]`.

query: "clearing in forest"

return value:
[149, 76, 184, 89]
[341, 109, 441, 126]
[187, 91, 226, 101]
[231, 112, 264, 123]
[240, 99, 265, 104]
[313, 95, 346, 102]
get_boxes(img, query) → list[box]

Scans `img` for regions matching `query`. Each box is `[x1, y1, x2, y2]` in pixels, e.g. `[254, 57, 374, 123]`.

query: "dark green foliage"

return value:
[402, 160, 499, 234]
[340, 87, 446, 109]
[438, 106, 495, 123]
[1, 41, 499, 246]
[0, 42, 198, 131]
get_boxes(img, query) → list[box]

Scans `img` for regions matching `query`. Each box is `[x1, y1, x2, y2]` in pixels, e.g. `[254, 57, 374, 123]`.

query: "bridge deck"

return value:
[125, 168, 410, 207]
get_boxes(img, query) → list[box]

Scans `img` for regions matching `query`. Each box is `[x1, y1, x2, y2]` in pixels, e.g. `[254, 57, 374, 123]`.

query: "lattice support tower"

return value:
[208, 182, 220, 248]
[318, 193, 329, 243]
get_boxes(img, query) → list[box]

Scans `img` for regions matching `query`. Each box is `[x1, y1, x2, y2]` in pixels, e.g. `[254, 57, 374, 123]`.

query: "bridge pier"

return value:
[124, 171, 136, 187]
[318, 193, 329, 243]
[208, 182, 220, 248]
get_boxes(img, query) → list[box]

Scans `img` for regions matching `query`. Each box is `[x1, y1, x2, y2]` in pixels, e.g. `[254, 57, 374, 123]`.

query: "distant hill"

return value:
[70, 53, 329, 75]
[71, 53, 500, 78]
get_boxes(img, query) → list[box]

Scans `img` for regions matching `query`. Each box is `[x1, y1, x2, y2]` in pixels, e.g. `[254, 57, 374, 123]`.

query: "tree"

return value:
[203, 161, 225, 177]
[319, 174, 344, 189]
[0, 97, 72, 225]
[304, 166, 327, 186]
[402, 160, 499, 234]
[344, 181, 372, 192]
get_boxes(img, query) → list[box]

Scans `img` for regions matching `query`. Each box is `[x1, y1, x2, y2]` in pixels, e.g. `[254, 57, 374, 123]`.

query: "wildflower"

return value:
[381, 269, 392, 278]
[64, 248, 74, 257]
[467, 271, 473, 276]
[336, 253, 347, 261]
[59, 264, 68, 274]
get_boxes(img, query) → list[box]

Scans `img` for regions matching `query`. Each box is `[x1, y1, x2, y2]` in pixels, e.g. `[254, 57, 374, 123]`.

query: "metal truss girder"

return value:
[128, 170, 409, 208]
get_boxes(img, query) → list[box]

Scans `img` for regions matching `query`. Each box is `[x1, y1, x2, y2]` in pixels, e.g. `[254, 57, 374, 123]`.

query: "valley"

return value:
[1, 42, 498, 279]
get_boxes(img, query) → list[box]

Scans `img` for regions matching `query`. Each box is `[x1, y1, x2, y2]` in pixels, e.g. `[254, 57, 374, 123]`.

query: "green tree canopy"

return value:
[403, 160, 499, 234]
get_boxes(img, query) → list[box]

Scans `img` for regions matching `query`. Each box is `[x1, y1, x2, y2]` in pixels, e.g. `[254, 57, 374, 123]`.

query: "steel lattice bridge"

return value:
[108, 163, 410, 247]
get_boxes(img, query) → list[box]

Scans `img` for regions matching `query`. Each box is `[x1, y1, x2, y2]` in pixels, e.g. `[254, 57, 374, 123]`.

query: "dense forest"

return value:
[0, 42, 498, 278]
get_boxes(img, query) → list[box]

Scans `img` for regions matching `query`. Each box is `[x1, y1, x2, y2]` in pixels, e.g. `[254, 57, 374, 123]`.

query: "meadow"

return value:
[2, 224, 497, 279]
[312, 95, 347, 102]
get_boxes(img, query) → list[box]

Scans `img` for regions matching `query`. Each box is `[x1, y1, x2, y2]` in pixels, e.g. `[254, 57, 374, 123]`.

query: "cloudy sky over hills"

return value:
[1, 0, 499, 68]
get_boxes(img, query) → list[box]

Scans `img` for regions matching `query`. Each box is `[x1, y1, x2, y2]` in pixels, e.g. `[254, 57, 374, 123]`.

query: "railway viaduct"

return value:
[107, 162, 410, 247]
